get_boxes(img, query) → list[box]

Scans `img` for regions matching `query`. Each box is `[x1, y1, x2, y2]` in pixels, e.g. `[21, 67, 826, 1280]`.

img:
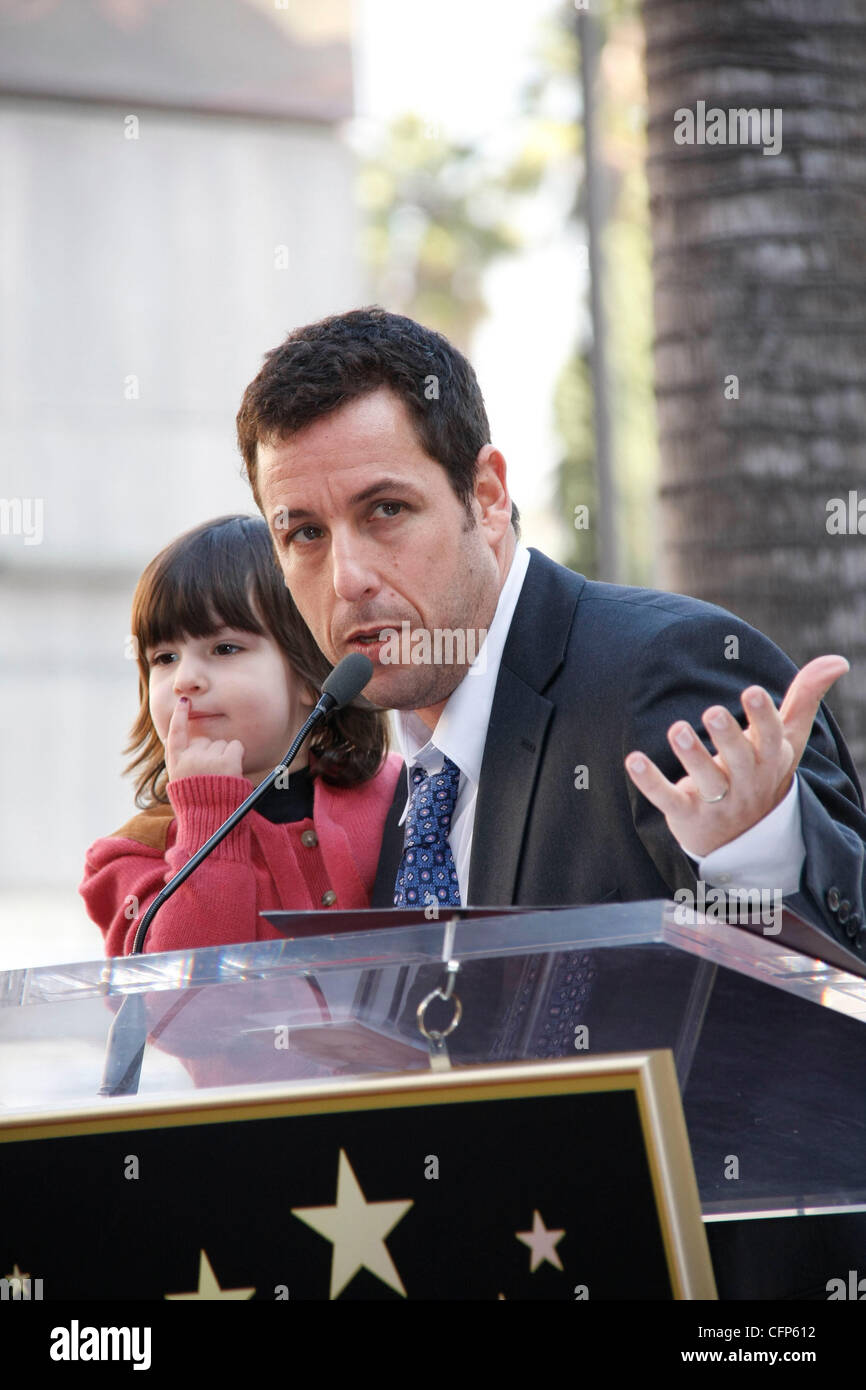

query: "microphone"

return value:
[98, 653, 373, 1097]
[317, 652, 375, 714]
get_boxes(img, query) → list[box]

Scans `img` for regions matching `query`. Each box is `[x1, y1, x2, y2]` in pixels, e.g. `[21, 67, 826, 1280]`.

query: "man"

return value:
[236, 306, 866, 960]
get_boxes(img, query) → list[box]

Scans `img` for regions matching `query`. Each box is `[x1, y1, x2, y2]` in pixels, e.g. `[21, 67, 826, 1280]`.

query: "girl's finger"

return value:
[166, 697, 189, 758]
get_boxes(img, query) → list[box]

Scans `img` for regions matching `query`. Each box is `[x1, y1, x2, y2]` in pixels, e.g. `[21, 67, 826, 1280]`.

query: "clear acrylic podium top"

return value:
[2, 900, 865, 1219]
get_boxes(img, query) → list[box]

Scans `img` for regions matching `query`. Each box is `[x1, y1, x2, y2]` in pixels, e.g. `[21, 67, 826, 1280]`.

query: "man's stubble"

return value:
[363, 517, 501, 714]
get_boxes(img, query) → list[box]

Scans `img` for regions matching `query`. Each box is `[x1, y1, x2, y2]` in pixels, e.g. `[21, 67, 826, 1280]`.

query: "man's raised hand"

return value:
[624, 655, 850, 857]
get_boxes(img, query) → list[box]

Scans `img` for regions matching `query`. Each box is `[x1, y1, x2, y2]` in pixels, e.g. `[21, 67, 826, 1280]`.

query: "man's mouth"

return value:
[342, 627, 396, 664]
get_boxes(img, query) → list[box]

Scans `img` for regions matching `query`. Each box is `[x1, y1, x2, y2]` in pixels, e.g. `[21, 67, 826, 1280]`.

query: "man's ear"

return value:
[473, 444, 513, 545]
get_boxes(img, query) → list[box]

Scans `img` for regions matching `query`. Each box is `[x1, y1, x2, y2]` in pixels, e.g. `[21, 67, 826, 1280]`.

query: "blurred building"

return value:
[0, 0, 359, 964]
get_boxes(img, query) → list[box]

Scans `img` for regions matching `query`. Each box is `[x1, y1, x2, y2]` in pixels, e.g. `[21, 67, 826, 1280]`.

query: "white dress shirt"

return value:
[394, 544, 805, 902]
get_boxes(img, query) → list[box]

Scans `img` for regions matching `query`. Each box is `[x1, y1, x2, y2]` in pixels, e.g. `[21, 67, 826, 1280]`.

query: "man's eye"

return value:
[289, 525, 323, 544]
[373, 502, 403, 518]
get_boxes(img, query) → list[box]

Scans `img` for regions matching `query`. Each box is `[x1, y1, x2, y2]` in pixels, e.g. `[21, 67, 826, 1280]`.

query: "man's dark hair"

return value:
[236, 305, 520, 534]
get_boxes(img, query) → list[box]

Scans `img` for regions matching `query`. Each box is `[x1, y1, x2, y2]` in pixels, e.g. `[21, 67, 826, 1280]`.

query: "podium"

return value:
[1, 900, 865, 1300]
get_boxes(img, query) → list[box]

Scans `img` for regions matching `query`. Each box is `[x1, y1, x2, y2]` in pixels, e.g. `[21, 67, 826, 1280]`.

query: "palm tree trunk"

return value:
[642, 0, 866, 771]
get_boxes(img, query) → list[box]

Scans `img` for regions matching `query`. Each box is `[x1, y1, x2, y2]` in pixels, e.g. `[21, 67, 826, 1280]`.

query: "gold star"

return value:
[165, 1249, 255, 1300]
[292, 1149, 413, 1299]
[4, 1264, 29, 1282]
[515, 1210, 565, 1273]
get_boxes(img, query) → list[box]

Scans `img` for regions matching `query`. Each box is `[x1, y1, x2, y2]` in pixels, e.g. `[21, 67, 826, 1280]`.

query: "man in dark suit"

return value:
[236, 307, 865, 962]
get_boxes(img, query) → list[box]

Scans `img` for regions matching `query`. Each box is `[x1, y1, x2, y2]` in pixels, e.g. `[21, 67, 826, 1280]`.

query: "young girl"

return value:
[80, 514, 402, 957]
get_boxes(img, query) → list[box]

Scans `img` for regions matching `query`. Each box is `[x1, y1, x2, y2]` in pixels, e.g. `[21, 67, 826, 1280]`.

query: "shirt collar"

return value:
[395, 543, 531, 785]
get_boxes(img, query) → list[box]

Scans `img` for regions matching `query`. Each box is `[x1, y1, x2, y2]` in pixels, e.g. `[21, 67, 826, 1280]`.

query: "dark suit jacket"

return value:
[372, 548, 866, 963]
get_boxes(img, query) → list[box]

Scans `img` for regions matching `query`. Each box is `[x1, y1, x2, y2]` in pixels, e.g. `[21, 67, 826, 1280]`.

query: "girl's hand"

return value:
[165, 697, 246, 782]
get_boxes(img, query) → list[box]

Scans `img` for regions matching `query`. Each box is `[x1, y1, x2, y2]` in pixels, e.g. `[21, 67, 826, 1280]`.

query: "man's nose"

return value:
[330, 530, 381, 604]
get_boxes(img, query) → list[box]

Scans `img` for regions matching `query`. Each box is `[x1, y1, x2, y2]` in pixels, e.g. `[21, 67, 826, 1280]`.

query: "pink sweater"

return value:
[79, 754, 403, 958]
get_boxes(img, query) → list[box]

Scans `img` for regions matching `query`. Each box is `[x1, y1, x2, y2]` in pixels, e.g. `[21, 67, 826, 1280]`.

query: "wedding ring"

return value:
[700, 785, 729, 803]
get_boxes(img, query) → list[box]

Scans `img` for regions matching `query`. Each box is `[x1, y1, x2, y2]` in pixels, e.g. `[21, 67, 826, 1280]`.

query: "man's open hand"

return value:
[624, 655, 849, 857]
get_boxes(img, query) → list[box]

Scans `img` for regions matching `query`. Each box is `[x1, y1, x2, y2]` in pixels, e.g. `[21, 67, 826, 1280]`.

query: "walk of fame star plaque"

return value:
[0, 1050, 715, 1299]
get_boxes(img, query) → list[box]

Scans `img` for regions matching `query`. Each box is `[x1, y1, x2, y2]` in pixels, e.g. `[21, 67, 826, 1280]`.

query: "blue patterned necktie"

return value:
[393, 757, 462, 907]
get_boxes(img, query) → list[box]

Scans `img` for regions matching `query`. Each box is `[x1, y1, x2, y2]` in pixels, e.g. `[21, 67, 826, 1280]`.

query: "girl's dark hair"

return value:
[124, 514, 388, 807]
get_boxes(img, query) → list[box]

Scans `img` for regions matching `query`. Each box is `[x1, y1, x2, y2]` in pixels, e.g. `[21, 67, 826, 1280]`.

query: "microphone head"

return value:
[320, 653, 374, 709]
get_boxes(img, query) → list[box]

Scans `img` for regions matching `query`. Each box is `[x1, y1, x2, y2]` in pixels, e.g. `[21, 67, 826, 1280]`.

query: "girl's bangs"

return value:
[135, 528, 265, 653]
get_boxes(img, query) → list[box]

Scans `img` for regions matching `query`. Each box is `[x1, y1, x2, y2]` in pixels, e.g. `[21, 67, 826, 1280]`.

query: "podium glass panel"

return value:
[2, 900, 865, 1221]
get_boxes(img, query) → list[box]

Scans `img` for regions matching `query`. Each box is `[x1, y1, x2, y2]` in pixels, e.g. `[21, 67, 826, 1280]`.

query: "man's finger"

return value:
[737, 688, 784, 765]
[701, 704, 758, 779]
[666, 721, 731, 802]
[779, 655, 849, 763]
[624, 751, 690, 820]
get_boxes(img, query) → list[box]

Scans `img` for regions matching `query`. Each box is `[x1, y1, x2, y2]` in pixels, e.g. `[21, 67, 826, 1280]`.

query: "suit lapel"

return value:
[468, 667, 553, 903]
[468, 549, 585, 904]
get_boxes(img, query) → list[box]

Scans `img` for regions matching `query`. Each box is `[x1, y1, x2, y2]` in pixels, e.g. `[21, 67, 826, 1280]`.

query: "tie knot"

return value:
[404, 757, 461, 847]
